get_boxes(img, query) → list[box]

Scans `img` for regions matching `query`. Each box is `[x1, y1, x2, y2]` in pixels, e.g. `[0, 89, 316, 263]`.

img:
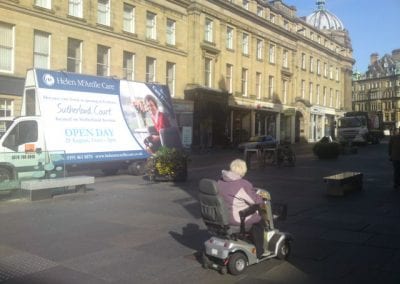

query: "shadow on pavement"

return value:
[169, 223, 211, 264]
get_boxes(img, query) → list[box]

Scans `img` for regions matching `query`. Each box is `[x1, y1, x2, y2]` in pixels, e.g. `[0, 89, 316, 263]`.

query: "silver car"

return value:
[238, 135, 277, 151]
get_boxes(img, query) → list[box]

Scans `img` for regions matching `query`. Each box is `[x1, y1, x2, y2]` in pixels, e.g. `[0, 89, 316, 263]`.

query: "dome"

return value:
[306, 0, 344, 30]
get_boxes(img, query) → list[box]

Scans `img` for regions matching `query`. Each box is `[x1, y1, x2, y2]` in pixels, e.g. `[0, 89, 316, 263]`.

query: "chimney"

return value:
[370, 53, 379, 65]
[392, 49, 400, 61]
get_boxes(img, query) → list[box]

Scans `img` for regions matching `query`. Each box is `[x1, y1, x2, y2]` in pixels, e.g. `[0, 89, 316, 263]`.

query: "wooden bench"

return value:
[20, 175, 95, 201]
[323, 172, 363, 196]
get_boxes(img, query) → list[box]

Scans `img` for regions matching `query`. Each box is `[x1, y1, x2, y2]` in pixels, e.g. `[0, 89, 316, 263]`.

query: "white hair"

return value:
[229, 159, 247, 177]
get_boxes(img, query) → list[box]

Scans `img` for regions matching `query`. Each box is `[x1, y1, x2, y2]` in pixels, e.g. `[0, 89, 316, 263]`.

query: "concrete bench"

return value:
[323, 172, 363, 196]
[244, 148, 263, 169]
[20, 175, 95, 201]
[244, 148, 279, 169]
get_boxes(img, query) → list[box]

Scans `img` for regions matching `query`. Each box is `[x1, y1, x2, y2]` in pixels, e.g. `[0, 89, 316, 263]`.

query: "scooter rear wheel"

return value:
[228, 252, 247, 275]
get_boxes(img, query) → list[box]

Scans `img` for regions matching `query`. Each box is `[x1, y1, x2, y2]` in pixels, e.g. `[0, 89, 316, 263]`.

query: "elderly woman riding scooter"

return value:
[217, 159, 268, 259]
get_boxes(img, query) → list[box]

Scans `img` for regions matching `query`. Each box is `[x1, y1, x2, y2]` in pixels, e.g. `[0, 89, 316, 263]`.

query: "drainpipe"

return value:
[251, 110, 256, 137]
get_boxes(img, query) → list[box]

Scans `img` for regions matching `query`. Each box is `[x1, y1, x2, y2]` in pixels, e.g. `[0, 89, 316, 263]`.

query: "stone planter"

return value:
[313, 140, 341, 159]
[146, 147, 188, 182]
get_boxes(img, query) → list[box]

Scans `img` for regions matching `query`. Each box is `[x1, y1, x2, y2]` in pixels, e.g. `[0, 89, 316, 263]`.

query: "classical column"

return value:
[276, 113, 281, 142]
[251, 110, 256, 137]
[290, 114, 296, 143]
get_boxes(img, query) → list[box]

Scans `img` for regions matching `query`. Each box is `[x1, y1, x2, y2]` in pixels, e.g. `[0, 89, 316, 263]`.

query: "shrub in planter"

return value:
[147, 147, 189, 181]
[313, 138, 341, 159]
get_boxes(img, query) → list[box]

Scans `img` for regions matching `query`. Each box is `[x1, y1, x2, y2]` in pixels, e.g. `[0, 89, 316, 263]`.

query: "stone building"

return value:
[0, 0, 353, 147]
[352, 49, 400, 131]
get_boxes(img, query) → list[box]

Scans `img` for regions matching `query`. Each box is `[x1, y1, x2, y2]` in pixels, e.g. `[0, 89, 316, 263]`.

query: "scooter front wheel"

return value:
[228, 252, 247, 275]
[277, 240, 291, 260]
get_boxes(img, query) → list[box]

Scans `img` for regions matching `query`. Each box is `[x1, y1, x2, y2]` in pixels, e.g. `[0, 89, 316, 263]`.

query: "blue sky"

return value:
[284, 0, 400, 72]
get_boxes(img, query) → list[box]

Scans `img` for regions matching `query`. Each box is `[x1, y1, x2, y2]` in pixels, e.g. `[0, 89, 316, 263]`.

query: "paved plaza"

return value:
[0, 139, 399, 283]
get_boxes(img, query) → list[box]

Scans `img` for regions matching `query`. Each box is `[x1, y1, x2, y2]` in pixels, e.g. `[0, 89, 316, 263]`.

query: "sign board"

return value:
[181, 126, 193, 148]
[283, 108, 296, 116]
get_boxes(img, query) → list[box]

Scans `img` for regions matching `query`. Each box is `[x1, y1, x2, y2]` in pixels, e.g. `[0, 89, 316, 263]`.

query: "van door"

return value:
[2, 120, 40, 152]
[0, 119, 46, 181]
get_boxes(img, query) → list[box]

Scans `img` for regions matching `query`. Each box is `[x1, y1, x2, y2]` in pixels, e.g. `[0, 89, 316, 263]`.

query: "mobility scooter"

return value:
[198, 178, 292, 275]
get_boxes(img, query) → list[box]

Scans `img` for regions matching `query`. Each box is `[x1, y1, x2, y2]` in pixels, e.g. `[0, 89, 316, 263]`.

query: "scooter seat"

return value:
[199, 179, 242, 238]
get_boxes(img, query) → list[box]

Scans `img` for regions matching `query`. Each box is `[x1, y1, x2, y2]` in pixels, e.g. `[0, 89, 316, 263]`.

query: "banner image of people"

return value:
[119, 81, 182, 154]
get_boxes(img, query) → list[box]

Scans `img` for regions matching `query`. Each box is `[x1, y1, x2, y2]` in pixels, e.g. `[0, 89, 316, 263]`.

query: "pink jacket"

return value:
[217, 170, 262, 227]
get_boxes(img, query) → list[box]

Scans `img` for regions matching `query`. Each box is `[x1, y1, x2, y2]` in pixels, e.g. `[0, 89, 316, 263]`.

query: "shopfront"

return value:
[228, 107, 278, 145]
[184, 86, 230, 149]
[309, 106, 338, 142]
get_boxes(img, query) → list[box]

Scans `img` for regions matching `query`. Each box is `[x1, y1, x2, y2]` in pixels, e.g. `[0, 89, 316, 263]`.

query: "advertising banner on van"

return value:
[34, 69, 148, 164]
[119, 81, 182, 154]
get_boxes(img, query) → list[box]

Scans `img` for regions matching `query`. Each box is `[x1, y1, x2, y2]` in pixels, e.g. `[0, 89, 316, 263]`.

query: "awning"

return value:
[0, 75, 25, 96]
[184, 85, 230, 105]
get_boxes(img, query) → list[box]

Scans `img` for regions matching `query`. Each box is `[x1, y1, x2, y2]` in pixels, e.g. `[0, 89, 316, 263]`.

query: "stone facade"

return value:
[0, 0, 353, 147]
[352, 49, 400, 131]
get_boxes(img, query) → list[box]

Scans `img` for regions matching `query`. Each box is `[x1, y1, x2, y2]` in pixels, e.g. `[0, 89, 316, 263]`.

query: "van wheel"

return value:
[228, 252, 247, 275]
[0, 167, 13, 182]
[128, 161, 145, 176]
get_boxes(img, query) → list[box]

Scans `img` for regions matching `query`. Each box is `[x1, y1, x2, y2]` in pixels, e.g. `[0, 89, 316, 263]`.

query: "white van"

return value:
[0, 69, 182, 182]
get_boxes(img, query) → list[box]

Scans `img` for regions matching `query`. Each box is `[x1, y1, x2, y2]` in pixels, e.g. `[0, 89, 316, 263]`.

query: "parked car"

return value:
[238, 135, 277, 151]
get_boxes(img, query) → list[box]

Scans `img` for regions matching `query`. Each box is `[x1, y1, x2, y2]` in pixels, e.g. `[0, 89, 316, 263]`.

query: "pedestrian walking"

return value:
[388, 127, 400, 189]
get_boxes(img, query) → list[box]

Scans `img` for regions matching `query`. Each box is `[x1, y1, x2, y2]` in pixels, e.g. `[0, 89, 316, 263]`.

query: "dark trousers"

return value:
[392, 160, 400, 187]
[250, 220, 265, 258]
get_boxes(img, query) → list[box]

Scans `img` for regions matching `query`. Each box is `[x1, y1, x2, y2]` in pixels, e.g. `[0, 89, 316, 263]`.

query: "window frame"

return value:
[204, 57, 213, 87]
[33, 30, 51, 69]
[301, 80, 306, 98]
[283, 49, 288, 68]
[68, 0, 83, 18]
[282, 79, 288, 104]
[256, 39, 263, 60]
[146, 57, 156, 83]
[256, 72, 262, 99]
[241, 68, 248, 96]
[146, 11, 157, 40]
[301, 53, 306, 70]
[204, 18, 213, 43]
[242, 0, 249, 10]
[96, 44, 110, 76]
[0, 98, 13, 118]
[166, 18, 176, 46]
[226, 26, 234, 50]
[67, 37, 82, 73]
[0, 22, 14, 73]
[123, 3, 135, 33]
[269, 44, 275, 64]
[97, 0, 111, 26]
[35, 0, 51, 9]
[123, 51, 135, 80]
[268, 75, 274, 98]
[166, 62, 176, 97]
[242, 33, 249, 55]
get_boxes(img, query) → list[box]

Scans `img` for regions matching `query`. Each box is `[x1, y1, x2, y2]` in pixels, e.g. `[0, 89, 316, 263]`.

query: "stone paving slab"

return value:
[0, 140, 399, 283]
